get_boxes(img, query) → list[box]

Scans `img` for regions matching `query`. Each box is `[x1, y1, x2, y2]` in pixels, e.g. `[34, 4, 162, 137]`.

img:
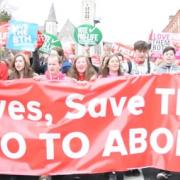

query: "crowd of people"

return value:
[0, 40, 180, 180]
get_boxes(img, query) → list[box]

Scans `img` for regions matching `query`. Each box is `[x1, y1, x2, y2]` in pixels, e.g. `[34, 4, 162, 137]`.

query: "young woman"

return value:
[67, 55, 97, 82]
[100, 54, 123, 78]
[34, 54, 65, 180]
[9, 52, 36, 80]
[44, 54, 65, 80]
[99, 54, 124, 180]
[53, 57, 102, 180]
[6, 52, 38, 180]
[34, 54, 65, 81]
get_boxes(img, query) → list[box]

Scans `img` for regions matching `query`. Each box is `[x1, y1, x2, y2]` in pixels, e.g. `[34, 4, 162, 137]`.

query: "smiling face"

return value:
[14, 55, 25, 72]
[75, 56, 88, 74]
[107, 56, 120, 73]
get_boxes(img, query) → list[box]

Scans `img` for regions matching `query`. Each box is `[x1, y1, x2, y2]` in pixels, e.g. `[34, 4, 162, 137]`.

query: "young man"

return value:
[130, 40, 155, 75]
[155, 46, 180, 74]
[124, 40, 155, 178]
[155, 46, 180, 180]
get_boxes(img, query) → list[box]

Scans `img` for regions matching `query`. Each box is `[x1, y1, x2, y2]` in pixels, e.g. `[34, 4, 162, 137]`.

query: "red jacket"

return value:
[0, 62, 8, 80]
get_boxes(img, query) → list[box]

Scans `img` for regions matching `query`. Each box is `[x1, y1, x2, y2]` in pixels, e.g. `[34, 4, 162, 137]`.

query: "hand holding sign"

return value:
[36, 31, 45, 49]
[74, 24, 102, 46]
[39, 33, 62, 53]
[6, 20, 38, 51]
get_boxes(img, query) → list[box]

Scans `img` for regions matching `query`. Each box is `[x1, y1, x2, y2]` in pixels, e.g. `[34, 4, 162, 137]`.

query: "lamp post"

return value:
[93, 18, 101, 55]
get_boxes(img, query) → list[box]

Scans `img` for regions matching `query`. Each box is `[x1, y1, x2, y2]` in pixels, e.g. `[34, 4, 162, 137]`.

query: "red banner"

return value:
[112, 42, 134, 60]
[0, 74, 180, 175]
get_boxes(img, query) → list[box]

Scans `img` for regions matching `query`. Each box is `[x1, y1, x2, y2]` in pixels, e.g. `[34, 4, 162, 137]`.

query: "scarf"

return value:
[78, 73, 85, 81]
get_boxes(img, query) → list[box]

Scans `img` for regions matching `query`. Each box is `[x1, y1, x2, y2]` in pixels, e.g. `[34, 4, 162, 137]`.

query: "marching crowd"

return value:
[0, 40, 180, 180]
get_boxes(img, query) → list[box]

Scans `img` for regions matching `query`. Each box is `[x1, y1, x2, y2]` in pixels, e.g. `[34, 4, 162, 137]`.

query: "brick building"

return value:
[163, 9, 180, 33]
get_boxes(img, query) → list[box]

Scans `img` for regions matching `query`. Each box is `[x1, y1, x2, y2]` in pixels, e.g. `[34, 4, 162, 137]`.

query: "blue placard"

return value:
[6, 20, 38, 51]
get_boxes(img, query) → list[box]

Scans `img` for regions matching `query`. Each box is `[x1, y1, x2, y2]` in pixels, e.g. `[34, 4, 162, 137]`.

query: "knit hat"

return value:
[61, 60, 72, 74]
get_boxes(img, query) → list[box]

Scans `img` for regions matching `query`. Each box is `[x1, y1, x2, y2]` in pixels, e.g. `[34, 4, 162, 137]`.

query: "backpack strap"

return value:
[147, 56, 151, 73]
[127, 60, 132, 74]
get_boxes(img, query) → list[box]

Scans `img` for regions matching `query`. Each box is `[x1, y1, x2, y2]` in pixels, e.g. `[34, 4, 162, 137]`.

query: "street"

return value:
[51, 169, 180, 180]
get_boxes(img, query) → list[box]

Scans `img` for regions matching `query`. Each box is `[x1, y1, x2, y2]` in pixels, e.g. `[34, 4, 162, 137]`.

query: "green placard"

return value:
[74, 24, 102, 46]
[39, 33, 62, 53]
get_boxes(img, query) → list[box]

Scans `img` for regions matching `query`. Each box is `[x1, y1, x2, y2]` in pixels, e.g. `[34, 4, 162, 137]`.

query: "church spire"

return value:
[47, 3, 57, 23]
[45, 2, 58, 35]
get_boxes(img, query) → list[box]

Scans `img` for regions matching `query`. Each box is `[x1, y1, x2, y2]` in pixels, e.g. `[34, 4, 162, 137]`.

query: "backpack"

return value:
[147, 56, 151, 73]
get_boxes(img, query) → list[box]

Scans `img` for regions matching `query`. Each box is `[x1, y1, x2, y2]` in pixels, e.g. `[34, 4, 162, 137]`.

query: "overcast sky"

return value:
[1, 0, 179, 45]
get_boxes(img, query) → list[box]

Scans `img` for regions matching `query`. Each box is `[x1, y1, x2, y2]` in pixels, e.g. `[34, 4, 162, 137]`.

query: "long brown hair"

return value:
[9, 52, 34, 79]
[67, 55, 97, 81]
[100, 54, 123, 77]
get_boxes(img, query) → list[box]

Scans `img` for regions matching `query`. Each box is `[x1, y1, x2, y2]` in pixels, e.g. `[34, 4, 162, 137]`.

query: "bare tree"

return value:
[0, 0, 18, 15]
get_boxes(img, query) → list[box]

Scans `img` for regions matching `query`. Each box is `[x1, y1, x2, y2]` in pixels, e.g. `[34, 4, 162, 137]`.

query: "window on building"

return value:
[85, 4, 90, 19]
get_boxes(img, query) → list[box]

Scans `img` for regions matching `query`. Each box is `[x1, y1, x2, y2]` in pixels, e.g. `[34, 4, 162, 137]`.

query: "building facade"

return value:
[58, 19, 76, 55]
[78, 0, 102, 56]
[163, 9, 180, 33]
[81, 0, 96, 24]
